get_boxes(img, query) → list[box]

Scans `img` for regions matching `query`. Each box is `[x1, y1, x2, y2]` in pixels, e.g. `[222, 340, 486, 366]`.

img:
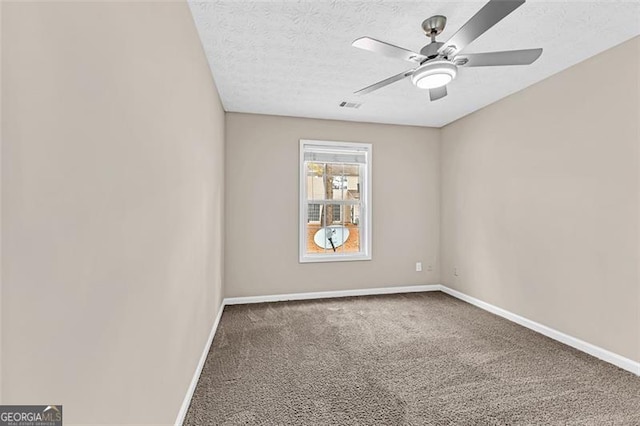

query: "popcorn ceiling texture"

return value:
[188, 1, 640, 128]
[184, 292, 640, 425]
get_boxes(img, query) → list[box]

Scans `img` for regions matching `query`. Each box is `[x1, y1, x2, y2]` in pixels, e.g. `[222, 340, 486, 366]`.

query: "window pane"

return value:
[351, 203, 361, 226]
[307, 162, 361, 202]
[329, 163, 346, 202]
[306, 162, 326, 201]
[346, 165, 361, 201]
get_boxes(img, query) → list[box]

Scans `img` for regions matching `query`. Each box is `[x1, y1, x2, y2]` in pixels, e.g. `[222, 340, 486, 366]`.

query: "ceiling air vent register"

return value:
[339, 101, 362, 109]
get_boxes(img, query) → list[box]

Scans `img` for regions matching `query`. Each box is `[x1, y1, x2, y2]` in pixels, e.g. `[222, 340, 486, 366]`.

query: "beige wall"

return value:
[225, 113, 440, 297]
[1, 2, 224, 424]
[441, 37, 640, 362]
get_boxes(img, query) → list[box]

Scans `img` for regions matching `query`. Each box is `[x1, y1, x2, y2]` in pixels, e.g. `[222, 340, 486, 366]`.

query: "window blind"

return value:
[303, 150, 366, 164]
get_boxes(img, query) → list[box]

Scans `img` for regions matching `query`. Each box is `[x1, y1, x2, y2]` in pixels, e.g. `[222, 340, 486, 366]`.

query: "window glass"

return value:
[300, 140, 371, 262]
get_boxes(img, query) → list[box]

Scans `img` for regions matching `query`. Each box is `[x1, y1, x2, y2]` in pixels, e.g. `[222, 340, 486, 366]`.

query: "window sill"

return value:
[299, 254, 372, 263]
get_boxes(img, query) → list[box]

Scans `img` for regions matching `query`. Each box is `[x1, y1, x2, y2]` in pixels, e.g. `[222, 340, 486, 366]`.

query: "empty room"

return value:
[1, 0, 639, 425]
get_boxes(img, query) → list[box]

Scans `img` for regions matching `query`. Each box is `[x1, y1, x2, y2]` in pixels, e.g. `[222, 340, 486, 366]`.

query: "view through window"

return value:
[299, 140, 371, 262]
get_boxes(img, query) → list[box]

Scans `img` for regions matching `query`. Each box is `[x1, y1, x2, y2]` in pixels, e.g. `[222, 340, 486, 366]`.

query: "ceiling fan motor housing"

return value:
[420, 42, 445, 60]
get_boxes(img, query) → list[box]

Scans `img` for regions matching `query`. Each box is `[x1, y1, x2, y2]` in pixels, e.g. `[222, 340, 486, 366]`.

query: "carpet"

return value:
[184, 292, 640, 425]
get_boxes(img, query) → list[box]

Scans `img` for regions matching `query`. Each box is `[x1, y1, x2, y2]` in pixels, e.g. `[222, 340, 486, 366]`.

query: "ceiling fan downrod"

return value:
[420, 15, 448, 60]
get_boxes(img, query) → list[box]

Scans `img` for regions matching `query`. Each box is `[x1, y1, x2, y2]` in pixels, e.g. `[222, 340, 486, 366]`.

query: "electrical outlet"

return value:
[416, 262, 422, 272]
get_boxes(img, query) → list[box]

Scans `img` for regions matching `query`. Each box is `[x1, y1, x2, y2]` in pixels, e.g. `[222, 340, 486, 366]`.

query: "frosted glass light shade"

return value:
[412, 61, 457, 89]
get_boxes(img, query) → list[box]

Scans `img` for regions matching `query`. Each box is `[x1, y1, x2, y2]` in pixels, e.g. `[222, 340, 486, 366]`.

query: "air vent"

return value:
[339, 101, 362, 109]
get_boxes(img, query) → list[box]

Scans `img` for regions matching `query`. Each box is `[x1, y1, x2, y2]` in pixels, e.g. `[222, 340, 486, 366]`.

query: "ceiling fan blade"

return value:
[429, 86, 447, 101]
[439, 0, 525, 57]
[352, 37, 427, 63]
[354, 70, 414, 95]
[457, 48, 542, 67]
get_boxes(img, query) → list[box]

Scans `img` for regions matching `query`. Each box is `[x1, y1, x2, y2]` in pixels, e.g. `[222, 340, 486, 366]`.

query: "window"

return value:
[308, 204, 321, 222]
[299, 139, 371, 262]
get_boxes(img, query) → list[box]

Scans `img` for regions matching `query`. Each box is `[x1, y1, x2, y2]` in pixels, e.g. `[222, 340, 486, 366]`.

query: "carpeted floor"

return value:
[184, 292, 640, 425]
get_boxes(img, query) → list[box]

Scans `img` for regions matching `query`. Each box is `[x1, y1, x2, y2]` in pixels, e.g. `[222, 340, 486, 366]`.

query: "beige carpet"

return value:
[184, 292, 640, 425]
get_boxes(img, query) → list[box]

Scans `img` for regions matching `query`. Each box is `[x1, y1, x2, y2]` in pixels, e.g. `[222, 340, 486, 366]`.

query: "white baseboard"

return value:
[223, 284, 442, 305]
[439, 285, 640, 376]
[176, 283, 638, 423]
[175, 303, 225, 426]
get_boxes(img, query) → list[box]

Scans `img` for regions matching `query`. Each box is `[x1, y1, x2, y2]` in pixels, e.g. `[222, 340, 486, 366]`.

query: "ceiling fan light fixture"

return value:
[411, 61, 457, 89]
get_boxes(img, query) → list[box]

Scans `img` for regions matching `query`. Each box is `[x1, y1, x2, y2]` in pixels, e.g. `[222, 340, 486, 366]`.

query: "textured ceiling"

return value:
[189, 1, 640, 128]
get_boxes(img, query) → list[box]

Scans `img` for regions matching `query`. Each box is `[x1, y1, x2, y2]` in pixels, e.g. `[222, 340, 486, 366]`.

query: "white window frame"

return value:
[299, 139, 372, 263]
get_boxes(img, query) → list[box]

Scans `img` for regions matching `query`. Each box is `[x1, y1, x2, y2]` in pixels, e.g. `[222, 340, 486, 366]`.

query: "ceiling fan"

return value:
[352, 0, 542, 101]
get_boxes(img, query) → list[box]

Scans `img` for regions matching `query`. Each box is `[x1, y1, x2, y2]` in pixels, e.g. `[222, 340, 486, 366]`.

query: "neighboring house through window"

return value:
[299, 139, 371, 262]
